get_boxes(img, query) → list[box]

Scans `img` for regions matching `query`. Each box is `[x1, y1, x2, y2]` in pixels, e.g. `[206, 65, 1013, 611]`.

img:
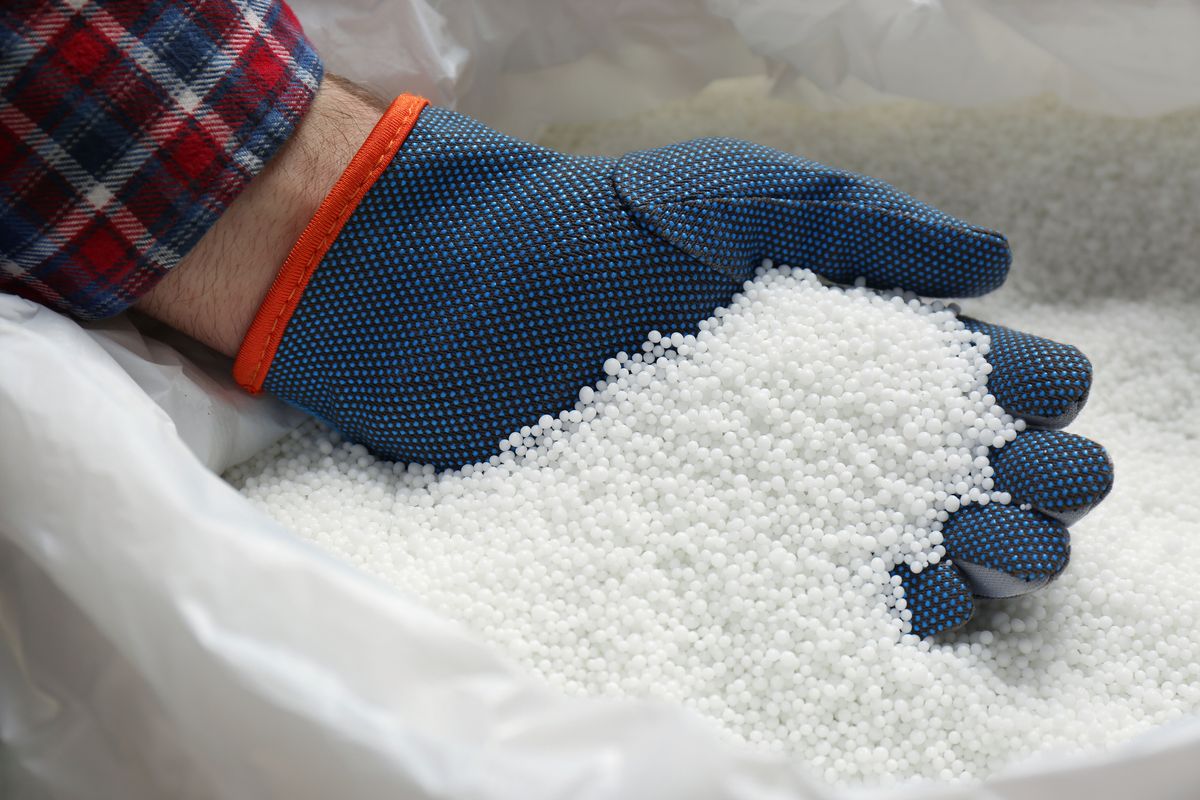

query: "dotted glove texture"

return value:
[896, 324, 1113, 637]
[262, 104, 1011, 468]
[252, 102, 1111, 636]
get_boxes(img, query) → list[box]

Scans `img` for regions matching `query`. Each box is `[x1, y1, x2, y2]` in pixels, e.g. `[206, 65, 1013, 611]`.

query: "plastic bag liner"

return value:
[5, 294, 1200, 799]
[6, 2, 1200, 797]
[297, 0, 1200, 136]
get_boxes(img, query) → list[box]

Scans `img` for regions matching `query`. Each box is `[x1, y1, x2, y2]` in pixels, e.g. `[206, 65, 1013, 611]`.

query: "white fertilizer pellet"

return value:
[227, 90, 1200, 787]
[232, 269, 1018, 750]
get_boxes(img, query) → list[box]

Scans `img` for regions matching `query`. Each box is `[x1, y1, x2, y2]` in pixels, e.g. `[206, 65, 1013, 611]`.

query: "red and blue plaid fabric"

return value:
[0, 0, 322, 319]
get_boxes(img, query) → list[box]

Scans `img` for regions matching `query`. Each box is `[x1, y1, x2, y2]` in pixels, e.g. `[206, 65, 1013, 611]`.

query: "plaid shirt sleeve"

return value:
[0, 0, 323, 319]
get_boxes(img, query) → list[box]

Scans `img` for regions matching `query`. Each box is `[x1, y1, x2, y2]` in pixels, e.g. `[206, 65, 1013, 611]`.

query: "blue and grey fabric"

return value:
[245, 100, 1112, 636]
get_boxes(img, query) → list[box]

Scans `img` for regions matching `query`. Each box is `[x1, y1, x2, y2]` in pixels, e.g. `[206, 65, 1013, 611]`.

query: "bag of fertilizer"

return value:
[3, 2, 1199, 797]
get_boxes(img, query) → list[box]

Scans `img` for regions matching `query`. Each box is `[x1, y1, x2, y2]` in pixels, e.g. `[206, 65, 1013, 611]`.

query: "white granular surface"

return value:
[227, 87, 1200, 787]
[231, 270, 1015, 769]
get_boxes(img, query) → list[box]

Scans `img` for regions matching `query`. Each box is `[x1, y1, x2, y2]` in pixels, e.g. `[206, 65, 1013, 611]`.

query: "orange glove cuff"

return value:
[233, 93, 429, 394]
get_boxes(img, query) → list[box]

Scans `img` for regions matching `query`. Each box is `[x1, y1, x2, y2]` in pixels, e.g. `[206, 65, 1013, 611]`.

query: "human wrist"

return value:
[136, 75, 386, 357]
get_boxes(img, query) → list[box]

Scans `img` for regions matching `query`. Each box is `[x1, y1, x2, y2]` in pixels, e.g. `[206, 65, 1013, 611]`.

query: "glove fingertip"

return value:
[941, 503, 1071, 594]
[893, 562, 975, 638]
[991, 430, 1114, 525]
[962, 318, 1094, 428]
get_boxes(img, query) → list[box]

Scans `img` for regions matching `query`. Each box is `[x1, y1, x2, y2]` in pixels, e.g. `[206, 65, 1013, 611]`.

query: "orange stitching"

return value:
[244, 99, 424, 389]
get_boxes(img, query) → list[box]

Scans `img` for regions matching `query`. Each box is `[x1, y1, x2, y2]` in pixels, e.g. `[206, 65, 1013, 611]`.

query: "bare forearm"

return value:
[136, 76, 386, 357]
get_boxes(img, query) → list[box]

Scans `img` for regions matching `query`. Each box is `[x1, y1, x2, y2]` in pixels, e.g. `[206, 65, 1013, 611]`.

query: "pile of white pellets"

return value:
[232, 269, 1017, 764]
[227, 88, 1200, 786]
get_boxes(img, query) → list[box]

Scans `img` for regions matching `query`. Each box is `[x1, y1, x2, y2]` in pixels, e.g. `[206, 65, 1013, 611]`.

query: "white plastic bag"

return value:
[5, 2, 1200, 797]
[706, 0, 1200, 117]
[296, 0, 1200, 134]
[5, 294, 1200, 799]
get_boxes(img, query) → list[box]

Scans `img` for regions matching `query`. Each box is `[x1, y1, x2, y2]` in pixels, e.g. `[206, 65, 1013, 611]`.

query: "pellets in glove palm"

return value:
[233, 95, 1111, 636]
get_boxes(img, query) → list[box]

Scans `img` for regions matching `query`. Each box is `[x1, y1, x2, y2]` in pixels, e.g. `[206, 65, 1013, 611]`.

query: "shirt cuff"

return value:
[0, 0, 324, 319]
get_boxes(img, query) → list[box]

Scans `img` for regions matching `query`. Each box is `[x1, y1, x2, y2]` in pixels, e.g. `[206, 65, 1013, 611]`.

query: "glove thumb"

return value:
[614, 137, 1010, 298]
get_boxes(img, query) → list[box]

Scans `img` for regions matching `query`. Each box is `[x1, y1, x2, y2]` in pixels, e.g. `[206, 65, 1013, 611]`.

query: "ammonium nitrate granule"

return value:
[228, 93, 1200, 786]
[231, 267, 1027, 775]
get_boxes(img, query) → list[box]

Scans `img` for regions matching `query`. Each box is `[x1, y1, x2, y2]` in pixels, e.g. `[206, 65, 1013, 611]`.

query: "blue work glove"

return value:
[234, 95, 1111, 636]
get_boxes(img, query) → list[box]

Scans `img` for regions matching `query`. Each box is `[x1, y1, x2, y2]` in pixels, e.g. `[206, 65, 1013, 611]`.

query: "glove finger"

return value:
[615, 138, 1012, 298]
[962, 317, 1093, 428]
[891, 561, 975, 638]
[991, 430, 1114, 525]
[941, 502, 1070, 599]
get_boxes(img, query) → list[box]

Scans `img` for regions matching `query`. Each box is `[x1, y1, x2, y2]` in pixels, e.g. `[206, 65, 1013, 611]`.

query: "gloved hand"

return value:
[233, 95, 1111, 635]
